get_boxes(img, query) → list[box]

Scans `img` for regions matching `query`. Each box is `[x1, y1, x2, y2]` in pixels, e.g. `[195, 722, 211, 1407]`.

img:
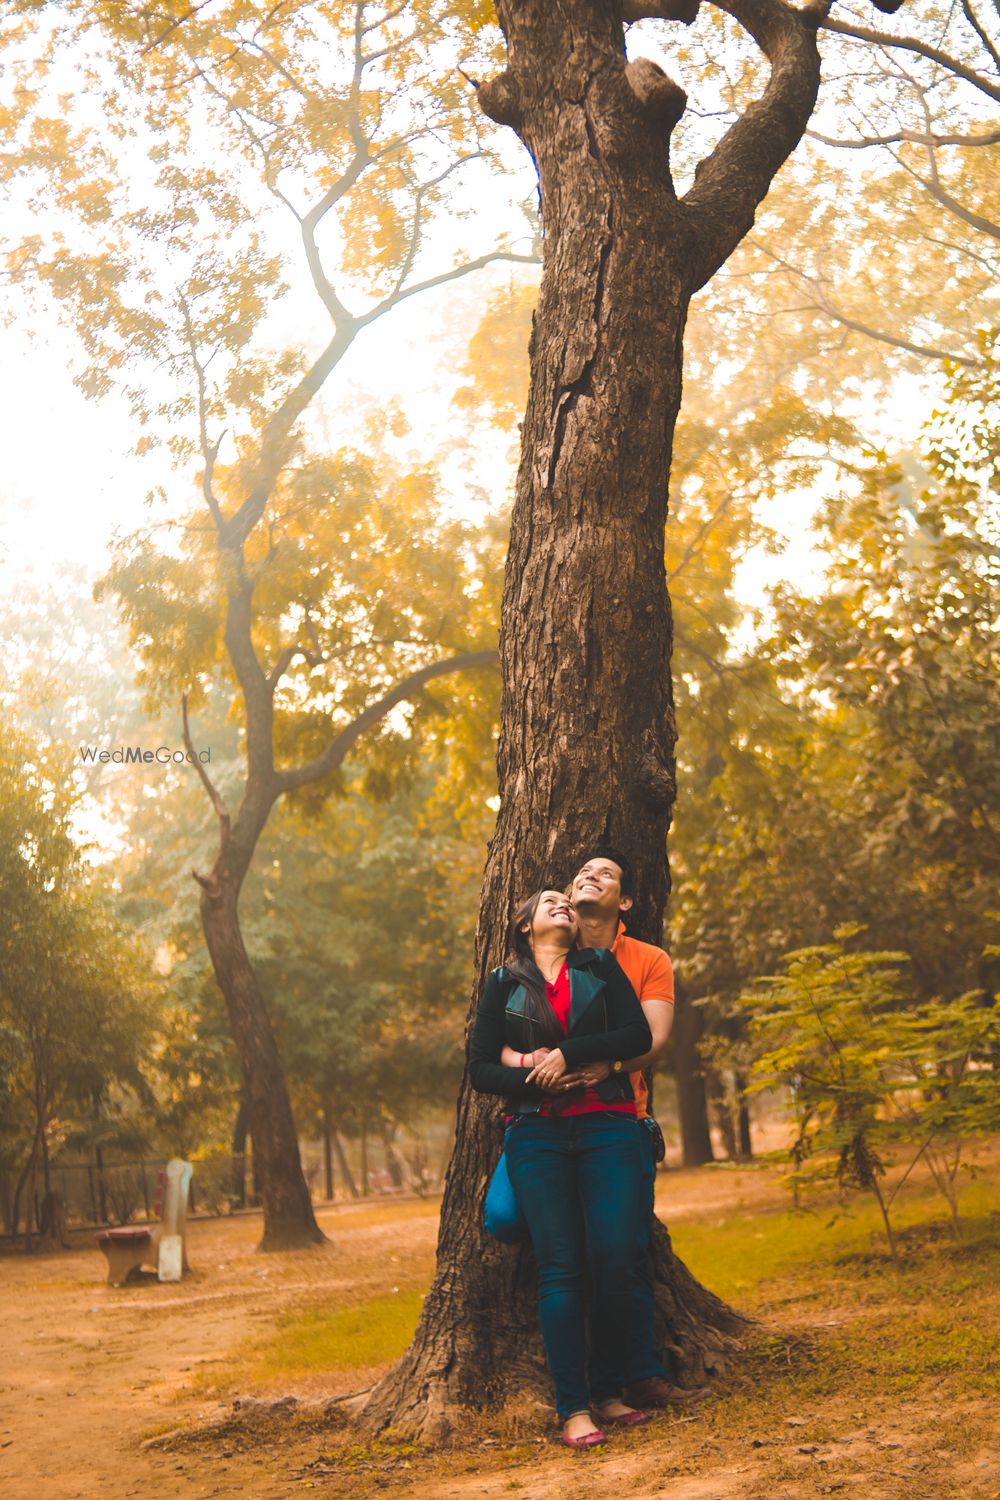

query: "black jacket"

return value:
[468, 948, 652, 1113]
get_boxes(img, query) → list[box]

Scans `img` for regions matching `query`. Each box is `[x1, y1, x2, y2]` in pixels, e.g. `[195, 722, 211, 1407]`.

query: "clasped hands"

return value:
[524, 1047, 611, 1094]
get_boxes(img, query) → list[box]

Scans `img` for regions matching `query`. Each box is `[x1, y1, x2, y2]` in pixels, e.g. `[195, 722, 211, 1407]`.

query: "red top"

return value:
[539, 962, 637, 1118]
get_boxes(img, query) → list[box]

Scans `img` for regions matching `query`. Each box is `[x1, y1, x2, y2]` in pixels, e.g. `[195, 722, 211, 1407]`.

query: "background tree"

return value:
[669, 351, 1000, 1156]
[2, 0, 524, 1248]
[0, 723, 157, 1246]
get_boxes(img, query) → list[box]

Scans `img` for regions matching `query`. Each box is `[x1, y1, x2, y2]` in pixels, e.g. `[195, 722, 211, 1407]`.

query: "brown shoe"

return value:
[622, 1377, 713, 1408]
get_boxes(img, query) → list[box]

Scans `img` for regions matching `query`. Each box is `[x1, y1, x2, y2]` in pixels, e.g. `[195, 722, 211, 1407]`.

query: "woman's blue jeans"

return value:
[505, 1111, 646, 1418]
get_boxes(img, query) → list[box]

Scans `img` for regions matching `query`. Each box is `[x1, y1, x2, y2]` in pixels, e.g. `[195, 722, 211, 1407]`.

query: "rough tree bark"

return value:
[358, 0, 871, 1439]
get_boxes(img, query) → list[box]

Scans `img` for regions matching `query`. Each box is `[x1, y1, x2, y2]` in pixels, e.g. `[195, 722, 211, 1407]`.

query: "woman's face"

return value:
[523, 890, 578, 947]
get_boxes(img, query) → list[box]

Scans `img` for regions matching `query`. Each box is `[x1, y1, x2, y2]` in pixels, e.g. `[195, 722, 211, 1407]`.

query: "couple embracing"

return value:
[469, 846, 708, 1448]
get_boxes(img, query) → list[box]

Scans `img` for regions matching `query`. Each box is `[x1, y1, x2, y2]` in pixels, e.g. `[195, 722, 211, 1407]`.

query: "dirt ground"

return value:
[3, 1167, 997, 1500]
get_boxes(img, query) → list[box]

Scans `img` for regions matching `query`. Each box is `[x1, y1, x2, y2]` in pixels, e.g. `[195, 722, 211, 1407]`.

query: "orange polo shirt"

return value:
[609, 920, 674, 1120]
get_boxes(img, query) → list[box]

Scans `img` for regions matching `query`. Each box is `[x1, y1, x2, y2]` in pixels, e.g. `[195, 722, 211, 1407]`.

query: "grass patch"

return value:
[195, 1288, 426, 1394]
[260, 1290, 424, 1376]
[667, 1165, 1000, 1416]
[670, 1170, 1000, 1304]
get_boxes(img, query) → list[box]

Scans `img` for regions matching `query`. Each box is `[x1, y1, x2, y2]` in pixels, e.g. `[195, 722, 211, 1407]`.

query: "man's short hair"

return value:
[574, 844, 635, 901]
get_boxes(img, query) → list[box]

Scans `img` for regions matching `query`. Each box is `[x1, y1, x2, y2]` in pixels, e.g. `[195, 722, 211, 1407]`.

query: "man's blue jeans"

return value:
[504, 1112, 646, 1419]
[628, 1117, 668, 1384]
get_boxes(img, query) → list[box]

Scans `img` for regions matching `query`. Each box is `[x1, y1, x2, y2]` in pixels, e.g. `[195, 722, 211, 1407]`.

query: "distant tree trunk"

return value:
[231, 1091, 251, 1208]
[186, 565, 493, 1249]
[382, 1123, 410, 1189]
[736, 1075, 753, 1161]
[38, 1190, 69, 1251]
[1, 1167, 14, 1235]
[707, 1068, 739, 1161]
[672, 980, 715, 1166]
[332, 1129, 359, 1199]
[322, 1105, 335, 1201]
[95, 1143, 109, 1223]
[199, 874, 324, 1249]
[359, 1118, 370, 1197]
[11, 1135, 38, 1240]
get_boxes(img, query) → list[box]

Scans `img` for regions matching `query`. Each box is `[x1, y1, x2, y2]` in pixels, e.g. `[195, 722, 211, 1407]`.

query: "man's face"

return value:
[571, 857, 632, 919]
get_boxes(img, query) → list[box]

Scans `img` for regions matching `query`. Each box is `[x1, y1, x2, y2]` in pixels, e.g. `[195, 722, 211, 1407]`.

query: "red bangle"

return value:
[520, 1053, 527, 1067]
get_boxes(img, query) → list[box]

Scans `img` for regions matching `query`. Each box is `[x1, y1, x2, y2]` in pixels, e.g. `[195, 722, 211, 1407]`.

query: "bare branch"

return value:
[961, 0, 1000, 73]
[179, 294, 226, 533]
[384, 152, 483, 304]
[819, 15, 1000, 105]
[220, 323, 356, 550]
[277, 649, 499, 795]
[356, 248, 540, 330]
[138, 1, 213, 57]
[181, 692, 230, 823]
[362, 3, 409, 34]
[909, 159, 1000, 243]
[751, 240, 983, 367]
[806, 124, 1000, 149]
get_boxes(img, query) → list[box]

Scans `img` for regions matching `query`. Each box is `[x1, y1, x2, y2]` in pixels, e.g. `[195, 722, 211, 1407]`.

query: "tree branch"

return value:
[908, 160, 1000, 244]
[179, 294, 226, 534]
[355, 249, 539, 330]
[276, 649, 498, 795]
[751, 240, 983, 367]
[138, 1, 214, 57]
[681, 0, 827, 291]
[181, 692, 230, 824]
[806, 124, 1000, 150]
[960, 0, 1000, 73]
[219, 324, 356, 550]
[819, 15, 1000, 105]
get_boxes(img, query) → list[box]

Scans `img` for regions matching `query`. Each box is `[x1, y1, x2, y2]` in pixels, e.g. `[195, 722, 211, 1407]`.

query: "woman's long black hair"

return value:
[504, 891, 570, 1047]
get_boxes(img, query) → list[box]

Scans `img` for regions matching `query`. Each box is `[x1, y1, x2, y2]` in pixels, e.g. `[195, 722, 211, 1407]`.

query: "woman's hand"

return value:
[526, 1048, 569, 1088]
[500, 1044, 552, 1069]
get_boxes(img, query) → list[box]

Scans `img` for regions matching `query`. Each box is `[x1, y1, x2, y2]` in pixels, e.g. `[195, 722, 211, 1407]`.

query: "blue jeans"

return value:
[505, 1112, 646, 1418]
[487, 1118, 669, 1385]
[626, 1118, 668, 1384]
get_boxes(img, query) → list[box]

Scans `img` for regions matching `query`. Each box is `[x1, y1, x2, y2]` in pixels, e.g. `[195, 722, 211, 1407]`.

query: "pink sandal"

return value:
[598, 1408, 650, 1428]
[561, 1427, 607, 1448]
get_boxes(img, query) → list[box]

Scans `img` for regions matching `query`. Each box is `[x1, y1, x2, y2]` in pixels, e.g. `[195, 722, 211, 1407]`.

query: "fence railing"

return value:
[0, 1129, 451, 1237]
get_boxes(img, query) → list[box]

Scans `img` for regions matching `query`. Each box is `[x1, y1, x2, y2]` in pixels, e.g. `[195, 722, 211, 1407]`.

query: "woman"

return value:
[469, 888, 653, 1447]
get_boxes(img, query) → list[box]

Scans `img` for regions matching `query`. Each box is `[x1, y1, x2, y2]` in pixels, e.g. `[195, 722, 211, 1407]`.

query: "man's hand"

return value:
[578, 1060, 611, 1087]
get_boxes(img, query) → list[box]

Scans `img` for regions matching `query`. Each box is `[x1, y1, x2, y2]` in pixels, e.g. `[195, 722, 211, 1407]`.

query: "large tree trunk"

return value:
[358, 0, 832, 1440]
[673, 979, 715, 1166]
[200, 877, 324, 1249]
[358, 2, 751, 1440]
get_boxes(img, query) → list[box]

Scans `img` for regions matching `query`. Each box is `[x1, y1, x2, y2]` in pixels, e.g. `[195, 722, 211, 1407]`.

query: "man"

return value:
[568, 845, 707, 1408]
[496, 844, 710, 1406]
